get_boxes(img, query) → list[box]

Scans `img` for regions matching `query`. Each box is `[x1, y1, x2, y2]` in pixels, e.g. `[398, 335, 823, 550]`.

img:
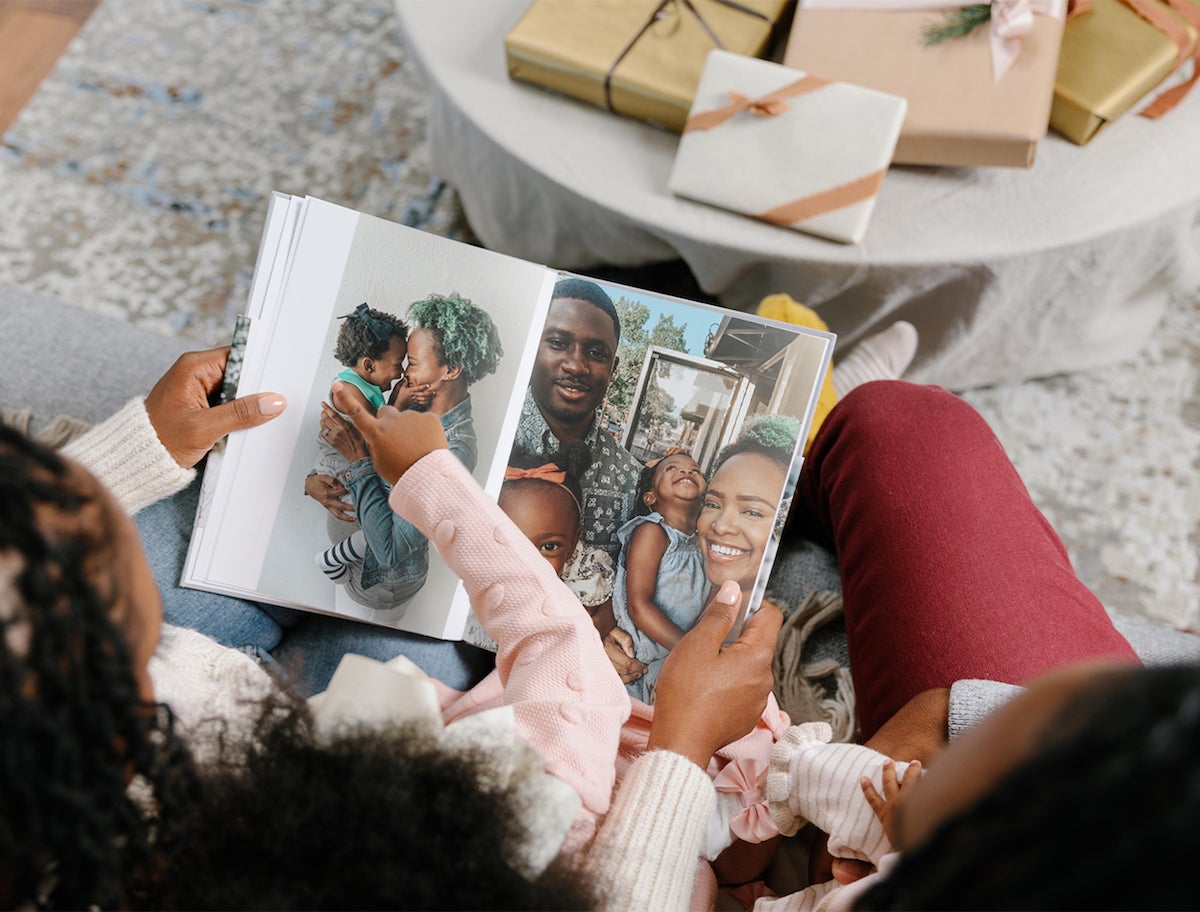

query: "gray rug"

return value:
[1, 0, 1196, 631]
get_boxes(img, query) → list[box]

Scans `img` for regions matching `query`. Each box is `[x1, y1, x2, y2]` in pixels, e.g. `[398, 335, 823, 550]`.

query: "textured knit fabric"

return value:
[611, 512, 709, 703]
[61, 397, 195, 515]
[389, 449, 630, 852]
[584, 749, 717, 911]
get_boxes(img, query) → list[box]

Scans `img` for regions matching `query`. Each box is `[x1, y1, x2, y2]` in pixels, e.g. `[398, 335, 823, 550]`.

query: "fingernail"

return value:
[258, 394, 286, 415]
[716, 579, 740, 605]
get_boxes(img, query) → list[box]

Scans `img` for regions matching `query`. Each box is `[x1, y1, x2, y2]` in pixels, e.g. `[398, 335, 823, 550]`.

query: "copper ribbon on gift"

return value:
[603, 0, 772, 114]
[683, 78, 888, 226]
[682, 75, 833, 131]
[1129, 0, 1200, 118]
[1072, 0, 1200, 117]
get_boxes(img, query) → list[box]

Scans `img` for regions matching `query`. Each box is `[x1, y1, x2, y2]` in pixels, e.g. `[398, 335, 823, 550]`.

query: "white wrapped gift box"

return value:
[668, 49, 907, 244]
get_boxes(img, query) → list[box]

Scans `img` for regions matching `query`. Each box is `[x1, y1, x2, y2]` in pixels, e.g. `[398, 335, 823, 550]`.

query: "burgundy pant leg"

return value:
[793, 381, 1139, 740]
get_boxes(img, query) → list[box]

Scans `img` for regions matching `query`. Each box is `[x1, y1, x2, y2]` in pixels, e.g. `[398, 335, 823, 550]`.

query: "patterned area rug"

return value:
[2, 0, 1197, 630]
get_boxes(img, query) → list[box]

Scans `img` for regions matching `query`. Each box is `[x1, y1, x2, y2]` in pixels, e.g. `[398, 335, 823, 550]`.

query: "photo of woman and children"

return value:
[459, 275, 825, 702]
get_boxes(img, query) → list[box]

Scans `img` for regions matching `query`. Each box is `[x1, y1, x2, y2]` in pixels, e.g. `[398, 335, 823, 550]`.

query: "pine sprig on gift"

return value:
[922, 4, 992, 45]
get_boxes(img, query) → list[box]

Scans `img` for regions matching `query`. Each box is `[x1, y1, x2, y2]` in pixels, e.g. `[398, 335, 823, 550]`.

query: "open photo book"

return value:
[183, 194, 834, 687]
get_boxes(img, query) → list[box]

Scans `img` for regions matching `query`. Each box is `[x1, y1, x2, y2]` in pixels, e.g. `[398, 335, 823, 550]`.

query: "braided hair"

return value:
[859, 663, 1200, 911]
[0, 426, 195, 909]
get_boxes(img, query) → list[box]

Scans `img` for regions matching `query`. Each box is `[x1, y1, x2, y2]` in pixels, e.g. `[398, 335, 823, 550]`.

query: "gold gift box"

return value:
[505, 0, 793, 133]
[783, 6, 1065, 168]
[1051, 0, 1198, 145]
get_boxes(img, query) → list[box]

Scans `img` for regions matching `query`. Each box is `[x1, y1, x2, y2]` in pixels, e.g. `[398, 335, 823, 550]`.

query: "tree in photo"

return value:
[606, 296, 689, 433]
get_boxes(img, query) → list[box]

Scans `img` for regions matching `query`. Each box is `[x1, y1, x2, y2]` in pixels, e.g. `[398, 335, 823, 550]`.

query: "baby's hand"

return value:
[861, 758, 921, 846]
[332, 381, 446, 483]
[602, 626, 647, 684]
[390, 381, 432, 411]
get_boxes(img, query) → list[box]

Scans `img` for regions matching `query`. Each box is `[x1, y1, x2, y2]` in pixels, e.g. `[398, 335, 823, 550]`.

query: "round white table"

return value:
[394, 0, 1200, 389]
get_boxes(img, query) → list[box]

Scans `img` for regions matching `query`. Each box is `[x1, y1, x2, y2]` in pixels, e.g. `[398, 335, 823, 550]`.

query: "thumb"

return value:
[331, 380, 374, 434]
[737, 599, 784, 653]
[690, 580, 742, 644]
[204, 391, 287, 436]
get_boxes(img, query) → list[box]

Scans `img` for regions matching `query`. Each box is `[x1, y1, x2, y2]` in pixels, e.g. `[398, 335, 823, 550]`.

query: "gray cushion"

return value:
[0, 284, 193, 430]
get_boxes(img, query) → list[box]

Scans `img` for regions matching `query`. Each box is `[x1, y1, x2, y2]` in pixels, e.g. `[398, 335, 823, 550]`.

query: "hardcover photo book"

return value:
[183, 194, 834, 691]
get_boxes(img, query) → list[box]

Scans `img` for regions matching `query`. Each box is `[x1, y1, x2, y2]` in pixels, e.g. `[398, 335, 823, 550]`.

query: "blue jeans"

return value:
[134, 477, 494, 696]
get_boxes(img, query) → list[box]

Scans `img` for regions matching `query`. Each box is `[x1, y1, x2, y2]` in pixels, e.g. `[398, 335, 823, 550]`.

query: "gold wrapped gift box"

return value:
[504, 0, 793, 133]
[783, 4, 1066, 168]
[1052, 0, 1198, 145]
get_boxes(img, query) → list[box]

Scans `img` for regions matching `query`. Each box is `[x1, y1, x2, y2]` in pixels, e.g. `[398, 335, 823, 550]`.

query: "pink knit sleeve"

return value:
[389, 450, 630, 843]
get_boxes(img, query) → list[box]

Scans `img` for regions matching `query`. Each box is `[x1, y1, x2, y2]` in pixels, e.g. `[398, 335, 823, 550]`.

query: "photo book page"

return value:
[183, 194, 835, 697]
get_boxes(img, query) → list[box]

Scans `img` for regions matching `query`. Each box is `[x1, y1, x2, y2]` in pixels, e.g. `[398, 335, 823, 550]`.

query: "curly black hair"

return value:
[858, 663, 1200, 911]
[0, 426, 196, 910]
[408, 293, 503, 385]
[334, 304, 408, 366]
[158, 697, 596, 911]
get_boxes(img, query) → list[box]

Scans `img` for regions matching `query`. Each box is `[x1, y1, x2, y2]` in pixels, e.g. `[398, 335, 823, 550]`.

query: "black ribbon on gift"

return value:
[603, 0, 774, 115]
[339, 302, 392, 343]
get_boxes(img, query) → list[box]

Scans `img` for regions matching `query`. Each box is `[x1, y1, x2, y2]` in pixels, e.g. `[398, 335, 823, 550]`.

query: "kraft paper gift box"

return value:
[1052, 0, 1200, 145]
[504, 0, 793, 133]
[668, 50, 907, 243]
[784, 0, 1068, 168]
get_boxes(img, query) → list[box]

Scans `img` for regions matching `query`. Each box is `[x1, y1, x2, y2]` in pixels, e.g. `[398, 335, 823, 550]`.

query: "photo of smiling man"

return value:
[511, 277, 643, 576]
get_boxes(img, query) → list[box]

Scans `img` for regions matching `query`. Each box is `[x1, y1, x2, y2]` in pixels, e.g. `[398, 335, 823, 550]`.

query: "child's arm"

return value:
[623, 521, 689, 650]
[334, 386, 629, 840]
[766, 724, 919, 866]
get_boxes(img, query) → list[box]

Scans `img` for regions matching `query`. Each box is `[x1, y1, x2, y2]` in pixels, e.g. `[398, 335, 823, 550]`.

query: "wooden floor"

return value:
[0, 0, 100, 136]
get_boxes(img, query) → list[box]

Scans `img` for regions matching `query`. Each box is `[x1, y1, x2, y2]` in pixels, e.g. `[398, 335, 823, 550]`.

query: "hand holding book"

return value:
[646, 581, 783, 770]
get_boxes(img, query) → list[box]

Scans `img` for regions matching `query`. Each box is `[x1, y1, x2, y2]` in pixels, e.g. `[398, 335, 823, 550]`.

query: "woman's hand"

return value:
[319, 401, 368, 462]
[603, 626, 648, 684]
[647, 581, 783, 768]
[144, 348, 286, 468]
[332, 380, 447, 484]
[304, 473, 355, 522]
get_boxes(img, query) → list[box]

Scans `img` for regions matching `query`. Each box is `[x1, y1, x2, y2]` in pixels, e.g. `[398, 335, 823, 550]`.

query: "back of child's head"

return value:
[859, 663, 1200, 911]
[0, 426, 195, 910]
[408, 292, 503, 385]
[159, 699, 595, 910]
[334, 302, 408, 367]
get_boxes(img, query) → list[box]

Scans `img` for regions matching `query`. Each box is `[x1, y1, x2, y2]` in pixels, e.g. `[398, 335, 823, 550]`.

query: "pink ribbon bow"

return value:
[503, 464, 567, 484]
[988, 0, 1060, 81]
[712, 758, 780, 843]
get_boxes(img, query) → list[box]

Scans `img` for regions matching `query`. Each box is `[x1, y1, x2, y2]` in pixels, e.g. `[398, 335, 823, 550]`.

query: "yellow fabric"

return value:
[755, 294, 838, 454]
